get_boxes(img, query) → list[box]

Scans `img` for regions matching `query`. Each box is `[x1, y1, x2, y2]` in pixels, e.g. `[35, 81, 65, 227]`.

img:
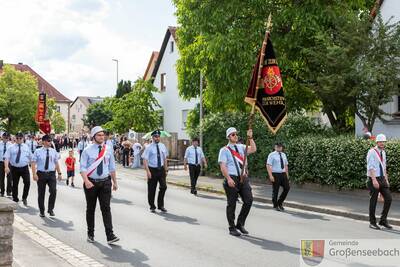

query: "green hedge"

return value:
[201, 112, 400, 190]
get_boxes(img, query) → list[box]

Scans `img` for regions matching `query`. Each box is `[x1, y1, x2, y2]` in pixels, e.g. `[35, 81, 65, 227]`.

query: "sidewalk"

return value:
[119, 166, 400, 226]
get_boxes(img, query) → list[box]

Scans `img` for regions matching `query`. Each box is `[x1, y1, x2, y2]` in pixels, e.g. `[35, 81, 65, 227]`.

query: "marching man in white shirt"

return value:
[367, 133, 392, 230]
[184, 137, 207, 195]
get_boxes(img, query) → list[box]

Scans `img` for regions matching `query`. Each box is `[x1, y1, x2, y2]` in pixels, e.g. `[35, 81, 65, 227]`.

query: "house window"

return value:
[160, 73, 166, 92]
[56, 105, 61, 112]
[170, 41, 174, 53]
[71, 115, 76, 122]
[182, 109, 189, 129]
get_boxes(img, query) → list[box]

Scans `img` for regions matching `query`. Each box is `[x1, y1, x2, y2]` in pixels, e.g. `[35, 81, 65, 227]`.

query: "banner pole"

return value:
[240, 14, 272, 183]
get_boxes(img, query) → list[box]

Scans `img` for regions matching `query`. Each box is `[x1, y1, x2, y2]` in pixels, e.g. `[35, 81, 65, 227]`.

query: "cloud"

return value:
[0, 0, 176, 100]
[36, 31, 89, 60]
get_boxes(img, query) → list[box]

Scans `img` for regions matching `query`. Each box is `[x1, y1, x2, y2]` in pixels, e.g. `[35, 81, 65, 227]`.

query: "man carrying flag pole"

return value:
[80, 126, 119, 244]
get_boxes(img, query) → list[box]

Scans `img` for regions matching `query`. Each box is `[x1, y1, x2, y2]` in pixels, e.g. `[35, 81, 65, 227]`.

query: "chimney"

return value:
[18, 62, 23, 65]
[0, 60, 3, 69]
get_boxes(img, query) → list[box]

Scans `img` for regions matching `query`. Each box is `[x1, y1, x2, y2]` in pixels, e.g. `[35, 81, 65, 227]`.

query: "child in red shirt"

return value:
[65, 150, 76, 187]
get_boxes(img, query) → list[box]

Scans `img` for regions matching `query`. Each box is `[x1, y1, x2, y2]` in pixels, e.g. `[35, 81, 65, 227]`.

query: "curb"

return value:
[167, 180, 400, 226]
[13, 214, 105, 267]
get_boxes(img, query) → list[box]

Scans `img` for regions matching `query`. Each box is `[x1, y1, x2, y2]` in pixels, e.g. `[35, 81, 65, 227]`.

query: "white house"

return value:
[146, 26, 199, 140]
[355, 0, 400, 138]
[70, 96, 104, 134]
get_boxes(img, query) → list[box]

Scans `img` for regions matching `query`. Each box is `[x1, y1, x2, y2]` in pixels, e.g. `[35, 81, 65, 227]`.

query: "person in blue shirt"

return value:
[0, 132, 12, 197]
[26, 135, 38, 154]
[78, 136, 89, 161]
[184, 137, 207, 195]
[4, 132, 33, 205]
[31, 135, 62, 217]
[80, 126, 119, 245]
[218, 127, 256, 237]
[142, 130, 169, 213]
[366, 134, 392, 230]
[266, 142, 290, 212]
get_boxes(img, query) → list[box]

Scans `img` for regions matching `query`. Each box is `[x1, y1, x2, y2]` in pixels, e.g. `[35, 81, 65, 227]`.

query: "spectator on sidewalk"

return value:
[31, 135, 62, 217]
[218, 127, 256, 237]
[367, 133, 392, 230]
[142, 130, 169, 213]
[65, 150, 76, 187]
[266, 142, 290, 212]
[184, 137, 207, 195]
[132, 140, 142, 168]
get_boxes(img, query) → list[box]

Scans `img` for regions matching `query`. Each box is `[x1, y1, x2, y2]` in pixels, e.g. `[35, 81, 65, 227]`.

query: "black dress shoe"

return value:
[279, 204, 285, 211]
[369, 223, 381, 230]
[39, 212, 45, 218]
[87, 235, 95, 243]
[379, 221, 393, 229]
[229, 227, 241, 237]
[158, 207, 167, 213]
[274, 206, 282, 212]
[193, 190, 197, 195]
[150, 208, 156, 213]
[107, 234, 120, 245]
[48, 211, 55, 217]
[22, 199, 28, 206]
[0, 193, 4, 197]
[236, 225, 249, 235]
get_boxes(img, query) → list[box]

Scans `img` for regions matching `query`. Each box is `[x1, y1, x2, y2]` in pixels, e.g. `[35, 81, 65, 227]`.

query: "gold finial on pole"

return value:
[265, 13, 273, 32]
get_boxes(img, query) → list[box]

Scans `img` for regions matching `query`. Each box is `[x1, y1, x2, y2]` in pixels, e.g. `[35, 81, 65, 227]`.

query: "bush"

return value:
[201, 112, 400, 190]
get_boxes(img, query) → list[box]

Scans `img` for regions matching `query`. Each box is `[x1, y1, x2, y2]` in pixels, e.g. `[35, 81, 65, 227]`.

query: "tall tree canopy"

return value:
[0, 65, 38, 133]
[83, 99, 113, 128]
[174, 0, 376, 131]
[116, 80, 132, 98]
[104, 78, 161, 133]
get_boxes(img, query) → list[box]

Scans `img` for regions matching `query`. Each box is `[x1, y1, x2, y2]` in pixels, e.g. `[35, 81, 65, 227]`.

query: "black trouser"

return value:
[223, 176, 253, 228]
[189, 164, 201, 192]
[367, 176, 392, 224]
[11, 165, 30, 202]
[0, 162, 12, 195]
[148, 167, 167, 209]
[79, 150, 83, 161]
[271, 172, 290, 207]
[37, 171, 57, 213]
[122, 149, 130, 167]
[83, 177, 114, 238]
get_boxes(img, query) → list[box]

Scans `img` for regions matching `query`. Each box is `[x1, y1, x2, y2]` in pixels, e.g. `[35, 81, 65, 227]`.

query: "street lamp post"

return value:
[199, 72, 203, 148]
[112, 59, 119, 89]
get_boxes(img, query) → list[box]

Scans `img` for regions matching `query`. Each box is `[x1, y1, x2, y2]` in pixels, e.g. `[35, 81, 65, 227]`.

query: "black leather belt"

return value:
[89, 177, 110, 182]
[189, 164, 201, 167]
[37, 170, 56, 174]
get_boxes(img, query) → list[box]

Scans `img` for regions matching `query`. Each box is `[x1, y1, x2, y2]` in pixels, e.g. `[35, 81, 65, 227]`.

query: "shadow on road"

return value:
[382, 228, 400, 235]
[196, 194, 224, 201]
[157, 212, 200, 225]
[42, 217, 74, 231]
[93, 242, 150, 267]
[285, 210, 330, 221]
[15, 205, 39, 216]
[240, 235, 299, 255]
[111, 197, 134, 206]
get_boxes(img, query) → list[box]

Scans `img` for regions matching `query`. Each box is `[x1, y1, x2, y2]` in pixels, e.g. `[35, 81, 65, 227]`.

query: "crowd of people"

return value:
[0, 124, 393, 246]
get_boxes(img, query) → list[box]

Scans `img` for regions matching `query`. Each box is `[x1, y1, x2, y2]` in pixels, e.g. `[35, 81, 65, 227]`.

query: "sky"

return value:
[0, 0, 177, 100]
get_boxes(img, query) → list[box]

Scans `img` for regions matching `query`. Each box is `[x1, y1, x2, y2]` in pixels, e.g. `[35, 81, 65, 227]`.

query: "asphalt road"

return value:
[13, 151, 400, 267]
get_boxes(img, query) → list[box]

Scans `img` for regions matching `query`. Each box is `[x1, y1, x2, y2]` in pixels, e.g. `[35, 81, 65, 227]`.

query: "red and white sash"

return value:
[226, 146, 244, 166]
[87, 144, 107, 177]
[373, 147, 385, 171]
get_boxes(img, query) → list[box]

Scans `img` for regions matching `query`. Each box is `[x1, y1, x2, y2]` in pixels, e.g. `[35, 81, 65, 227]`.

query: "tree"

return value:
[0, 65, 38, 133]
[173, 0, 376, 130]
[47, 98, 66, 134]
[104, 78, 161, 133]
[355, 15, 400, 131]
[115, 80, 132, 98]
[83, 99, 113, 128]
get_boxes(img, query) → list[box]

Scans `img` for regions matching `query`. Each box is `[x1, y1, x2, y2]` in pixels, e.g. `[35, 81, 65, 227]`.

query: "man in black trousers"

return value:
[4, 132, 32, 205]
[142, 130, 169, 213]
[266, 142, 290, 211]
[0, 132, 12, 197]
[184, 138, 207, 195]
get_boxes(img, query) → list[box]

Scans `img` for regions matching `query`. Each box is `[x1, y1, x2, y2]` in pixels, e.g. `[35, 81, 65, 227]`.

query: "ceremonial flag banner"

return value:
[245, 30, 287, 134]
[35, 92, 46, 124]
[35, 93, 51, 134]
